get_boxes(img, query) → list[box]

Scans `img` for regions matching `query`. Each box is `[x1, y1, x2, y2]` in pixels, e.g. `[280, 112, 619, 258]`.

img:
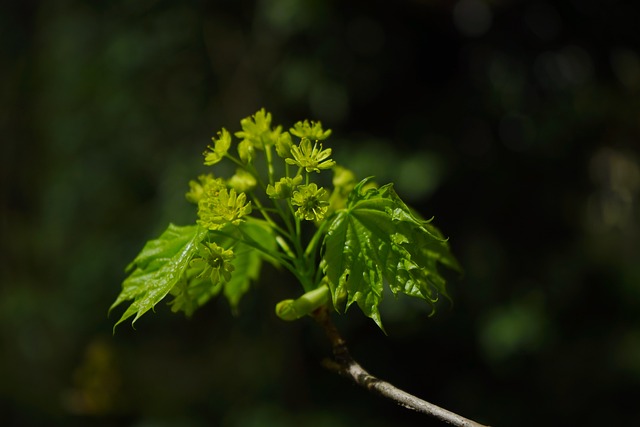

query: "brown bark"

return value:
[311, 306, 490, 427]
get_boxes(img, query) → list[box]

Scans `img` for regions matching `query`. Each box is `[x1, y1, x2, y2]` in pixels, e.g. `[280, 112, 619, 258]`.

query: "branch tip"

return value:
[311, 306, 490, 427]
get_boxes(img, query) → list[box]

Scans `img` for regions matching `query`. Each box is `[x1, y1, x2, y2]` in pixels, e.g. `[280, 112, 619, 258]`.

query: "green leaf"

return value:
[321, 178, 460, 330]
[167, 273, 222, 317]
[112, 220, 278, 329]
[110, 224, 208, 329]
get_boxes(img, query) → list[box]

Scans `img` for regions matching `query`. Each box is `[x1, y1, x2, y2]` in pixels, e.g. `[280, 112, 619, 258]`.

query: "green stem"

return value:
[293, 256, 314, 292]
[305, 218, 330, 258]
[265, 144, 275, 185]
[212, 227, 294, 273]
[233, 226, 315, 290]
[226, 153, 269, 195]
[305, 219, 331, 285]
[268, 193, 296, 249]
[249, 192, 286, 235]
[294, 214, 302, 256]
[225, 154, 246, 170]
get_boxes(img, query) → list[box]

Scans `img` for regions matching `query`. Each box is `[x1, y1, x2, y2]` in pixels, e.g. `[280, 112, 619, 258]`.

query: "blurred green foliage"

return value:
[1, 0, 639, 426]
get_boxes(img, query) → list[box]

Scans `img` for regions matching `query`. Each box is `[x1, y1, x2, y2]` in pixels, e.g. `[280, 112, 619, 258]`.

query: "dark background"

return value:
[2, 0, 639, 426]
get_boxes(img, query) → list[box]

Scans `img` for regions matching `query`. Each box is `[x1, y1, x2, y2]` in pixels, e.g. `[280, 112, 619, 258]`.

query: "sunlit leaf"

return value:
[112, 220, 278, 328]
[110, 224, 208, 329]
[322, 178, 460, 330]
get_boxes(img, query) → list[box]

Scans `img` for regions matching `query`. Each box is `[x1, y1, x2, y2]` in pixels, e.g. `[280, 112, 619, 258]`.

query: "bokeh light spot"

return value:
[453, 0, 493, 37]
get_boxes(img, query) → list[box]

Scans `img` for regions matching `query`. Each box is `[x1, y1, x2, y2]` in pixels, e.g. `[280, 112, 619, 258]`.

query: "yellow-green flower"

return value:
[190, 242, 235, 286]
[266, 175, 303, 199]
[186, 174, 226, 204]
[290, 120, 332, 141]
[285, 138, 336, 173]
[291, 183, 329, 221]
[204, 128, 232, 166]
[235, 108, 282, 149]
[198, 187, 252, 230]
[227, 168, 257, 192]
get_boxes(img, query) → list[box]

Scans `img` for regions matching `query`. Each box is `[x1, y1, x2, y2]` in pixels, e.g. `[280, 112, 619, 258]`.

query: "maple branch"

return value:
[311, 306, 490, 427]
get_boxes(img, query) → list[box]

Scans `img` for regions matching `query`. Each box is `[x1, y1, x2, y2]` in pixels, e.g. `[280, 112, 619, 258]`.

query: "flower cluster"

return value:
[187, 109, 354, 287]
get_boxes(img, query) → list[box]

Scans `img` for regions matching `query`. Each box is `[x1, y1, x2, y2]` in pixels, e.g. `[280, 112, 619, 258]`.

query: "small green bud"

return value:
[275, 285, 330, 321]
[328, 166, 357, 212]
[228, 168, 257, 192]
[275, 131, 293, 159]
[238, 139, 254, 164]
[266, 175, 303, 199]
